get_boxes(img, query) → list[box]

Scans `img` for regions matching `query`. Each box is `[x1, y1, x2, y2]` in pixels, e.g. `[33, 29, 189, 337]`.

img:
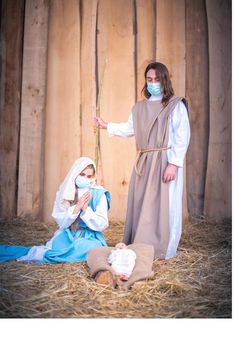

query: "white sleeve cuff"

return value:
[80, 206, 93, 221]
[107, 114, 134, 137]
[68, 205, 80, 220]
[79, 194, 109, 231]
[167, 154, 184, 168]
[107, 123, 116, 137]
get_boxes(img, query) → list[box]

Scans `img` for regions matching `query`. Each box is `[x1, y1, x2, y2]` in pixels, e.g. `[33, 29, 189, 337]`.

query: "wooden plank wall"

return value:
[0, 0, 232, 222]
[136, 0, 156, 100]
[156, 0, 188, 221]
[204, 0, 232, 219]
[80, 0, 97, 159]
[97, 0, 136, 221]
[43, 0, 81, 221]
[185, 0, 209, 217]
[17, 0, 49, 218]
[0, 0, 24, 219]
[156, 0, 185, 96]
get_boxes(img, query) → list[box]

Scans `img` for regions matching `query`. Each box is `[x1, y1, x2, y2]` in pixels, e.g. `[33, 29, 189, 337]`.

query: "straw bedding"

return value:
[0, 217, 231, 318]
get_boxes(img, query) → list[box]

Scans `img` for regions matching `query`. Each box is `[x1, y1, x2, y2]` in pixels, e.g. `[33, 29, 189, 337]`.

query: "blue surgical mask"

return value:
[147, 82, 161, 96]
[75, 176, 93, 189]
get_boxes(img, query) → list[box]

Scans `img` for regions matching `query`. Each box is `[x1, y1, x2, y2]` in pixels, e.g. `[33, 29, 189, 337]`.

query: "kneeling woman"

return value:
[0, 157, 110, 263]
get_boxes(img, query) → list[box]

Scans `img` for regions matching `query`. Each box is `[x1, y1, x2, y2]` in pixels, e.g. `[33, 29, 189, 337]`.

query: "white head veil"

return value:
[53, 157, 96, 212]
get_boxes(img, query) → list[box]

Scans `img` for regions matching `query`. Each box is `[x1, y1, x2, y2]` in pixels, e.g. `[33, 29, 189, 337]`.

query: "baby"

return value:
[107, 242, 136, 281]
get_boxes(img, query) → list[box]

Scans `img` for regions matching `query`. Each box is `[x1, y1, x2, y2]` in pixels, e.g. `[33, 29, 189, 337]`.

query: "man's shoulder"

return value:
[171, 96, 189, 113]
[134, 99, 147, 106]
[132, 99, 147, 112]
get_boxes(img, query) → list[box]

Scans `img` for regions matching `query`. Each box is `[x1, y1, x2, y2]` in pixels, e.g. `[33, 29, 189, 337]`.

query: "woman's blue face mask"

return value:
[147, 82, 161, 96]
[75, 176, 93, 189]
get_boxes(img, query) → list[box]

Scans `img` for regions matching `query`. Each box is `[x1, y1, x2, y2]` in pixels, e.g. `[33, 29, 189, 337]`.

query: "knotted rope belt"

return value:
[134, 146, 171, 176]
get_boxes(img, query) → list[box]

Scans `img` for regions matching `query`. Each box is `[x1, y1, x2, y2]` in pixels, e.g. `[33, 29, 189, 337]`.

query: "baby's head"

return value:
[115, 242, 127, 249]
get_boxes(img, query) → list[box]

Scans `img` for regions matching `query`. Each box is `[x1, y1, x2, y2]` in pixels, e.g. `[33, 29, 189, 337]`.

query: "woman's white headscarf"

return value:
[53, 157, 96, 212]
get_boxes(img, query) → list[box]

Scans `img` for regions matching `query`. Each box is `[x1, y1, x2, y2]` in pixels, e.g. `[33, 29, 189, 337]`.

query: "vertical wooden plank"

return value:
[204, 0, 231, 219]
[97, 0, 136, 221]
[136, 0, 156, 100]
[185, 0, 209, 217]
[0, 0, 24, 219]
[156, 0, 185, 96]
[43, 0, 81, 222]
[80, 0, 97, 159]
[17, 0, 49, 219]
[156, 0, 188, 221]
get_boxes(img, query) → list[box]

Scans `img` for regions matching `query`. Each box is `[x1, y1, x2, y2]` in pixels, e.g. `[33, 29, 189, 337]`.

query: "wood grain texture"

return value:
[185, 0, 209, 217]
[43, 0, 81, 221]
[156, 0, 188, 221]
[1, 0, 231, 222]
[156, 0, 185, 96]
[204, 0, 231, 219]
[136, 0, 156, 100]
[97, 0, 136, 221]
[0, 0, 24, 219]
[17, 0, 49, 218]
[80, 0, 97, 159]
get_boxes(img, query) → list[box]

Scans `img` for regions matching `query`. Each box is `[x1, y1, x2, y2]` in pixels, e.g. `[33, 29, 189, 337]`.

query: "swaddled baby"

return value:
[107, 242, 136, 281]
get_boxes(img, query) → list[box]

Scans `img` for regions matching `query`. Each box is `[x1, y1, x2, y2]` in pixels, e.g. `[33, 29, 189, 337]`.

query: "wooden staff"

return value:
[94, 58, 107, 183]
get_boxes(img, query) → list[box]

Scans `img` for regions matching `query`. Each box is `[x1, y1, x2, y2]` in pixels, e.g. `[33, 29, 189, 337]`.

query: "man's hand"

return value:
[163, 164, 177, 183]
[94, 116, 108, 129]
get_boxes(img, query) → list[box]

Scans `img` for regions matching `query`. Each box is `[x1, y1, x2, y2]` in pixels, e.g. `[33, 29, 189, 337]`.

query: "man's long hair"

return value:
[142, 62, 174, 106]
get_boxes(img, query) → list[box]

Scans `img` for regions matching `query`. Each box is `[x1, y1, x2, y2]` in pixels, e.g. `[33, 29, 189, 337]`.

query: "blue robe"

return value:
[0, 188, 110, 263]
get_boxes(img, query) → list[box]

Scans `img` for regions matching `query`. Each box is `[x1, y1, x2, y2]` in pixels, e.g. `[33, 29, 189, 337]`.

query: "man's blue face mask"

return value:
[147, 82, 161, 97]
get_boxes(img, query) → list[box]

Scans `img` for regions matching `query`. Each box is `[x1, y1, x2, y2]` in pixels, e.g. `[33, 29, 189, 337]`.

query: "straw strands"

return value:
[0, 218, 231, 318]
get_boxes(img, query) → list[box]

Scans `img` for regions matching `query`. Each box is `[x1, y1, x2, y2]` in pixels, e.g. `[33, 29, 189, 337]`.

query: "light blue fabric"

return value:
[0, 245, 31, 262]
[75, 176, 93, 188]
[43, 227, 106, 263]
[0, 188, 110, 263]
[147, 82, 161, 96]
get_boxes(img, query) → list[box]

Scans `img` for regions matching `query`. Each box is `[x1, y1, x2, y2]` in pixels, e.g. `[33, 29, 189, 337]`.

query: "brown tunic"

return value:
[123, 96, 183, 259]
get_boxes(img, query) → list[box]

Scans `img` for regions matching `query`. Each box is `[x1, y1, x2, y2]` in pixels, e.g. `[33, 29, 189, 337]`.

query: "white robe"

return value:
[107, 95, 190, 259]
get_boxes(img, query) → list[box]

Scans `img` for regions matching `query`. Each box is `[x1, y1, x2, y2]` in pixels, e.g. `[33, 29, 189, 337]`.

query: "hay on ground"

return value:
[0, 217, 231, 318]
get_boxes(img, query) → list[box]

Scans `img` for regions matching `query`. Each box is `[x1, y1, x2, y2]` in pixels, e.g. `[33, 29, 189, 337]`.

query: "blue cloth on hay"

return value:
[0, 188, 110, 263]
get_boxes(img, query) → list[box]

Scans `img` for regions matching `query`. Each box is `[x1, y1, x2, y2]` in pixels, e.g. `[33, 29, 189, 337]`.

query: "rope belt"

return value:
[134, 146, 170, 176]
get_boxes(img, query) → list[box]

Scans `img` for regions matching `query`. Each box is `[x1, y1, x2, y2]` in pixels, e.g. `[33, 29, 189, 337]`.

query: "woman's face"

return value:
[146, 68, 159, 84]
[79, 167, 95, 179]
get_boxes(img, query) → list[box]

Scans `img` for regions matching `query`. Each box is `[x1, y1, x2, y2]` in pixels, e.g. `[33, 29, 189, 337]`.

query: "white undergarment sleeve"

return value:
[52, 200, 79, 230]
[107, 115, 134, 137]
[17, 245, 48, 262]
[80, 193, 109, 231]
[167, 101, 190, 167]
[108, 248, 136, 277]
[51, 188, 109, 232]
